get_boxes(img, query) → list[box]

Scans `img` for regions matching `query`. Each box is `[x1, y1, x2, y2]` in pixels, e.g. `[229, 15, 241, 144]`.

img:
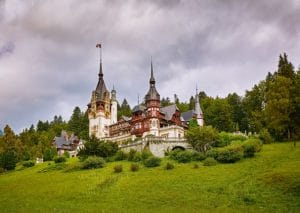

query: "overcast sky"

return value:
[0, 0, 299, 133]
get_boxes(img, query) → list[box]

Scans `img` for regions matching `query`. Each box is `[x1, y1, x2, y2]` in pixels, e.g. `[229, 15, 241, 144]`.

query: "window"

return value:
[152, 120, 156, 127]
[135, 122, 142, 129]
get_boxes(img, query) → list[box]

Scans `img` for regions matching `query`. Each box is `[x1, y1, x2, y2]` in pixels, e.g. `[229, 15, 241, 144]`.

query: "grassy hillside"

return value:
[0, 142, 299, 213]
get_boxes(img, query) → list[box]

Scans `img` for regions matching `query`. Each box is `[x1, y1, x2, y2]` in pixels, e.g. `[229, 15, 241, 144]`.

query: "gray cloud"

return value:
[0, 41, 14, 57]
[0, 0, 299, 132]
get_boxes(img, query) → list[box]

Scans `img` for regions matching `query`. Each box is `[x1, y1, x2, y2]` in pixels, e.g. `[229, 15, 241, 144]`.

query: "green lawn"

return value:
[0, 142, 299, 213]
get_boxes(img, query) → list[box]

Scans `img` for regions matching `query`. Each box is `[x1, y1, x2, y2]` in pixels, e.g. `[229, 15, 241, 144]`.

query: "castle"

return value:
[88, 46, 203, 143]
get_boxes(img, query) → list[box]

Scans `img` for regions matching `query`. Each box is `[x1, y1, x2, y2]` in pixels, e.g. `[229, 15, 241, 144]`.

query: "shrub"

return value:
[231, 134, 247, 142]
[244, 139, 263, 152]
[128, 149, 137, 161]
[39, 163, 66, 172]
[77, 136, 118, 158]
[43, 148, 56, 161]
[242, 144, 255, 158]
[206, 149, 218, 159]
[130, 163, 139, 172]
[63, 152, 70, 158]
[217, 132, 231, 147]
[114, 150, 128, 161]
[176, 151, 193, 163]
[216, 146, 243, 163]
[22, 161, 35, 168]
[259, 128, 273, 144]
[144, 156, 161, 167]
[64, 162, 82, 172]
[54, 156, 66, 163]
[191, 151, 206, 161]
[113, 165, 123, 173]
[169, 150, 193, 163]
[141, 150, 153, 160]
[82, 156, 105, 169]
[169, 149, 181, 160]
[132, 152, 143, 162]
[203, 157, 217, 166]
[217, 132, 247, 147]
[165, 162, 175, 170]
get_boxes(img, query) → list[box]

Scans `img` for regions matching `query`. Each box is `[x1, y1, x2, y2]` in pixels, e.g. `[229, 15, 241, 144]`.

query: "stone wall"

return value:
[119, 138, 192, 157]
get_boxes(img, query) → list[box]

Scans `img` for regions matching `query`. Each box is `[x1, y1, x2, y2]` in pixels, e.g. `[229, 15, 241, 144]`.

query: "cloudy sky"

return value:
[0, 0, 299, 133]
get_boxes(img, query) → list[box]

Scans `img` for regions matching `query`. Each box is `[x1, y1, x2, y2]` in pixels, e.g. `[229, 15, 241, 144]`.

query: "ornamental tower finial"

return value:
[96, 43, 103, 78]
[150, 57, 155, 84]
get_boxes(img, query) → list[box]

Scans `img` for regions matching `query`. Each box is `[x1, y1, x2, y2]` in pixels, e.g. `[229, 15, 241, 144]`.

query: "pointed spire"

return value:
[150, 57, 155, 84]
[94, 43, 108, 101]
[195, 84, 199, 104]
[145, 58, 160, 102]
[194, 84, 202, 117]
[96, 43, 103, 78]
[99, 62, 103, 78]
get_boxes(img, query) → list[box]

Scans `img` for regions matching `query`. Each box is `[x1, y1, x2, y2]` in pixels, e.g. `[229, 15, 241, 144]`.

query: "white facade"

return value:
[149, 118, 160, 136]
[159, 125, 185, 139]
[89, 107, 114, 139]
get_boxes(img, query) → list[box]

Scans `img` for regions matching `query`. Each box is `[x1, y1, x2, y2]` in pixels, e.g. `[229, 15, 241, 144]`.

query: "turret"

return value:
[110, 86, 117, 124]
[88, 44, 111, 139]
[194, 87, 204, 126]
[145, 60, 160, 109]
[145, 60, 160, 136]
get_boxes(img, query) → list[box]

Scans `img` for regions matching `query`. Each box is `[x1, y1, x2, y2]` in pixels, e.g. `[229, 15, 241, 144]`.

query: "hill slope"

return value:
[0, 142, 299, 212]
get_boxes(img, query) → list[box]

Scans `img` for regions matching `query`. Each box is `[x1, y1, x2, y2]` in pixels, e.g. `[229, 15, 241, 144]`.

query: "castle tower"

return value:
[145, 60, 160, 136]
[194, 87, 204, 126]
[88, 44, 114, 139]
[110, 86, 118, 124]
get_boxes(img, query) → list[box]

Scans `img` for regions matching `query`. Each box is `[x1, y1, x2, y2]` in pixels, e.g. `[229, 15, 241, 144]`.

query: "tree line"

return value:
[0, 107, 89, 170]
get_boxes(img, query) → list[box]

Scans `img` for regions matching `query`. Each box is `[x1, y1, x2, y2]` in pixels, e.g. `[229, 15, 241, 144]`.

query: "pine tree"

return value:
[188, 96, 195, 110]
[265, 76, 293, 140]
[264, 54, 296, 140]
[161, 97, 172, 107]
[277, 53, 295, 79]
[227, 93, 247, 132]
[79, 110, 89, 140]
[68, 107, 82, 136]
[118, 99, 132, 118]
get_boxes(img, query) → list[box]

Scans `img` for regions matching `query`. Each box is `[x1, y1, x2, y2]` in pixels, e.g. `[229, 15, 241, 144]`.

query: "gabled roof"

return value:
[181, 110, 194, 121]
[53, 136, 71, 150]
[160, 104, 178, 121]
[53, 131, 79, 150]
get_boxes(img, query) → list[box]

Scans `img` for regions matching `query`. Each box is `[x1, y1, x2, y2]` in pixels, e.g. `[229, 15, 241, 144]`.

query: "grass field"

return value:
[0, 142, 299, 213]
